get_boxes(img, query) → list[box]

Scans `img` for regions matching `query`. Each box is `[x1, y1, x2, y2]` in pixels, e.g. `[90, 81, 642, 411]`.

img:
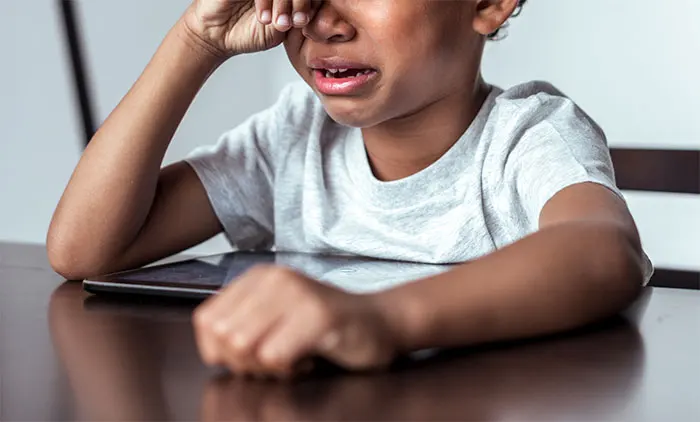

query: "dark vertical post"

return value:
[57, 0, 96, 146]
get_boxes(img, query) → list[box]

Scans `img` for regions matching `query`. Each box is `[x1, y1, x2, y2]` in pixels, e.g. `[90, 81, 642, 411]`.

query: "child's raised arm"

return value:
[47, 0, 315, 279]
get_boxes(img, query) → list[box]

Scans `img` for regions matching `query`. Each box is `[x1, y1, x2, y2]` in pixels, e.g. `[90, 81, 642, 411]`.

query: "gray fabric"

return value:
[186, 81, 653, 285]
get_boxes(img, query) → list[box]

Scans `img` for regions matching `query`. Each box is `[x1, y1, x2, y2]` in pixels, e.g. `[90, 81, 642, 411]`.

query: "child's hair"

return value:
[488, 0, 527, 41]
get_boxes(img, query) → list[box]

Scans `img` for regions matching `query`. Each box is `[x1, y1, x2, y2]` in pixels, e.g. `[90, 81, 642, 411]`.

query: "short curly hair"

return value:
[488, 0, 527, 40]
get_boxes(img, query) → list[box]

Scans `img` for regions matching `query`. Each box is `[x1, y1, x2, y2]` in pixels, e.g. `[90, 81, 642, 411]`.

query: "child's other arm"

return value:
[47, 0, 314, 279]
[374, 182, 645, 351]
[47, 22, 224, 280]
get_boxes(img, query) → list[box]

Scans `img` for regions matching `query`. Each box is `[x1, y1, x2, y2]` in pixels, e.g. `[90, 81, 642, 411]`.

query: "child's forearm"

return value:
[376, 221, 645, 352]
[48, 20, 224, 276]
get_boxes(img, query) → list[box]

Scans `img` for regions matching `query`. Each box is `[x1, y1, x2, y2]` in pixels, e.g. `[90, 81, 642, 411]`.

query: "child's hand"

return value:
[182, 0, 319, 57]
[193, 265, 398, 378]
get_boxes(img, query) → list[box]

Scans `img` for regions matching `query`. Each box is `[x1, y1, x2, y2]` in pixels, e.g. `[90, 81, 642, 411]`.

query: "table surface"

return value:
[1, 242, 699, 422]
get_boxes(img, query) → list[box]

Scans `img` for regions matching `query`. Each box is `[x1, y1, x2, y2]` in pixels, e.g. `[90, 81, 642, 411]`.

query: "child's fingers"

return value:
[217, 293, 285, 374]
[192, 276, 256, 367]
[257, 303, 333, 373]
[255, 0, 273, 24]
[309, 0, 323, 19]
[291, 0, 311, 27]
[193, 306, 225, 366]
[272, 0, 294, 32]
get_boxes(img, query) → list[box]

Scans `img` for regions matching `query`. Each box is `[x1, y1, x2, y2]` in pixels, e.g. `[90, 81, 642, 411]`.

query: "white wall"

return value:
[0, 0, 82, 245]
[482, 0, 700, 151]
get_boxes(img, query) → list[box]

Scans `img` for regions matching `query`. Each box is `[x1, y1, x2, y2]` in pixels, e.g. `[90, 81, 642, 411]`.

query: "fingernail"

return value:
[260, 10, 272, 24]
[276, 14, 290, 27]
[293, 12, 308, 26]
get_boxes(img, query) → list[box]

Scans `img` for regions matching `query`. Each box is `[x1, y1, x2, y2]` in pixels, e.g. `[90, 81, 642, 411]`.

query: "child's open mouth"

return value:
[312, 67, 379, 96]
[321, 68, 375, 79]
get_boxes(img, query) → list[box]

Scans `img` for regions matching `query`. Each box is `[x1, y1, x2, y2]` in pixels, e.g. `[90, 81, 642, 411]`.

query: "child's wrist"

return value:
[371, 289, 429, 353]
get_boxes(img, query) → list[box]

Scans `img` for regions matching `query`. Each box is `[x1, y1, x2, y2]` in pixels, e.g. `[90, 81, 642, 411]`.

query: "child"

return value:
[48, 0, 652, 377]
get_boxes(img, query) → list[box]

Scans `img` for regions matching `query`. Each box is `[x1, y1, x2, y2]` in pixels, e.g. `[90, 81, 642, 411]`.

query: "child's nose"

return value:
[302, 2, 356, 43]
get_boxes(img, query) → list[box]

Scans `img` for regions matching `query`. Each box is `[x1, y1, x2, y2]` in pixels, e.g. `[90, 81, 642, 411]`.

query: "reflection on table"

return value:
[49, 282, 645, 421]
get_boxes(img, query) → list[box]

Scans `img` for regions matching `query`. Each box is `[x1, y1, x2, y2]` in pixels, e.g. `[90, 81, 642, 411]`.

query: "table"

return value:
[1, 242, 699, 421]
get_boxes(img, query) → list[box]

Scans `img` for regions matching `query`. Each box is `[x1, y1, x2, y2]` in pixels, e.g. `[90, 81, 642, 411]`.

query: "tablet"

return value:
[83, 251, 453, 299]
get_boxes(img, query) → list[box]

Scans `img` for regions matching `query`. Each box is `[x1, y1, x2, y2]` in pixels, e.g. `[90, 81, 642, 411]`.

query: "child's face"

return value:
[284, 0, 511, 128]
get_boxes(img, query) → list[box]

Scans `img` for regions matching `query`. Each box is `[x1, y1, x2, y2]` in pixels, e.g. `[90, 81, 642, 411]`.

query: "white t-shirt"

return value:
[186, 81, 652, 281]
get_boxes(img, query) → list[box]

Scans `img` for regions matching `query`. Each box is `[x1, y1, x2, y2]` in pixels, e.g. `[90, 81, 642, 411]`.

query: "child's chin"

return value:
[324, 107, 379, 129]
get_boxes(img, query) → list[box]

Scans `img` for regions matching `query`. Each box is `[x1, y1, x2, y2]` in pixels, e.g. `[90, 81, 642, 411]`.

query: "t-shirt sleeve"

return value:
[492, 85, 653, 284]
[499, 90, 621, 229]
[184, 84, 299, 250]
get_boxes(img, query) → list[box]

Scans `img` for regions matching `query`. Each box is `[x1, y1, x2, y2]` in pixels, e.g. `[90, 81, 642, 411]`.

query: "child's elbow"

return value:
[604, 224, 646, 303]
[46, 229, 101, 281]
[47, 245, 87, 281]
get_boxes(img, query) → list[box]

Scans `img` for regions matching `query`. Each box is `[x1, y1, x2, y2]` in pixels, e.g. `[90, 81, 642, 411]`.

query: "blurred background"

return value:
[1, 0, 698, 273]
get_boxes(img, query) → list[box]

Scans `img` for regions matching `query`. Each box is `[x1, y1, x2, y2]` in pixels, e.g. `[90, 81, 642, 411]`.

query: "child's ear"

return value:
[472, 0, 520, 36]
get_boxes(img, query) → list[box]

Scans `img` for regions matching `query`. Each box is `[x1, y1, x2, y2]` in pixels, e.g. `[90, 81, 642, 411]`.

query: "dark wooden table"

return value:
[1, 242, 699, 421]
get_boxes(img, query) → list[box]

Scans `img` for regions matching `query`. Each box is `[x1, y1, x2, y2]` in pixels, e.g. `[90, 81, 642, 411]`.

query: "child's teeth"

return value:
[322, 68, 373, 78]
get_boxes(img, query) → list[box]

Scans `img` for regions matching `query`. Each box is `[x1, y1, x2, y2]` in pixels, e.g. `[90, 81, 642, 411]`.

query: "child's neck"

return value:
[361, 78, 490, 182]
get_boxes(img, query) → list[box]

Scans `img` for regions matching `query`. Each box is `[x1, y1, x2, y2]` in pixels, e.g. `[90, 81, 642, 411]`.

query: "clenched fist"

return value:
[193, 265, 400, 378]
